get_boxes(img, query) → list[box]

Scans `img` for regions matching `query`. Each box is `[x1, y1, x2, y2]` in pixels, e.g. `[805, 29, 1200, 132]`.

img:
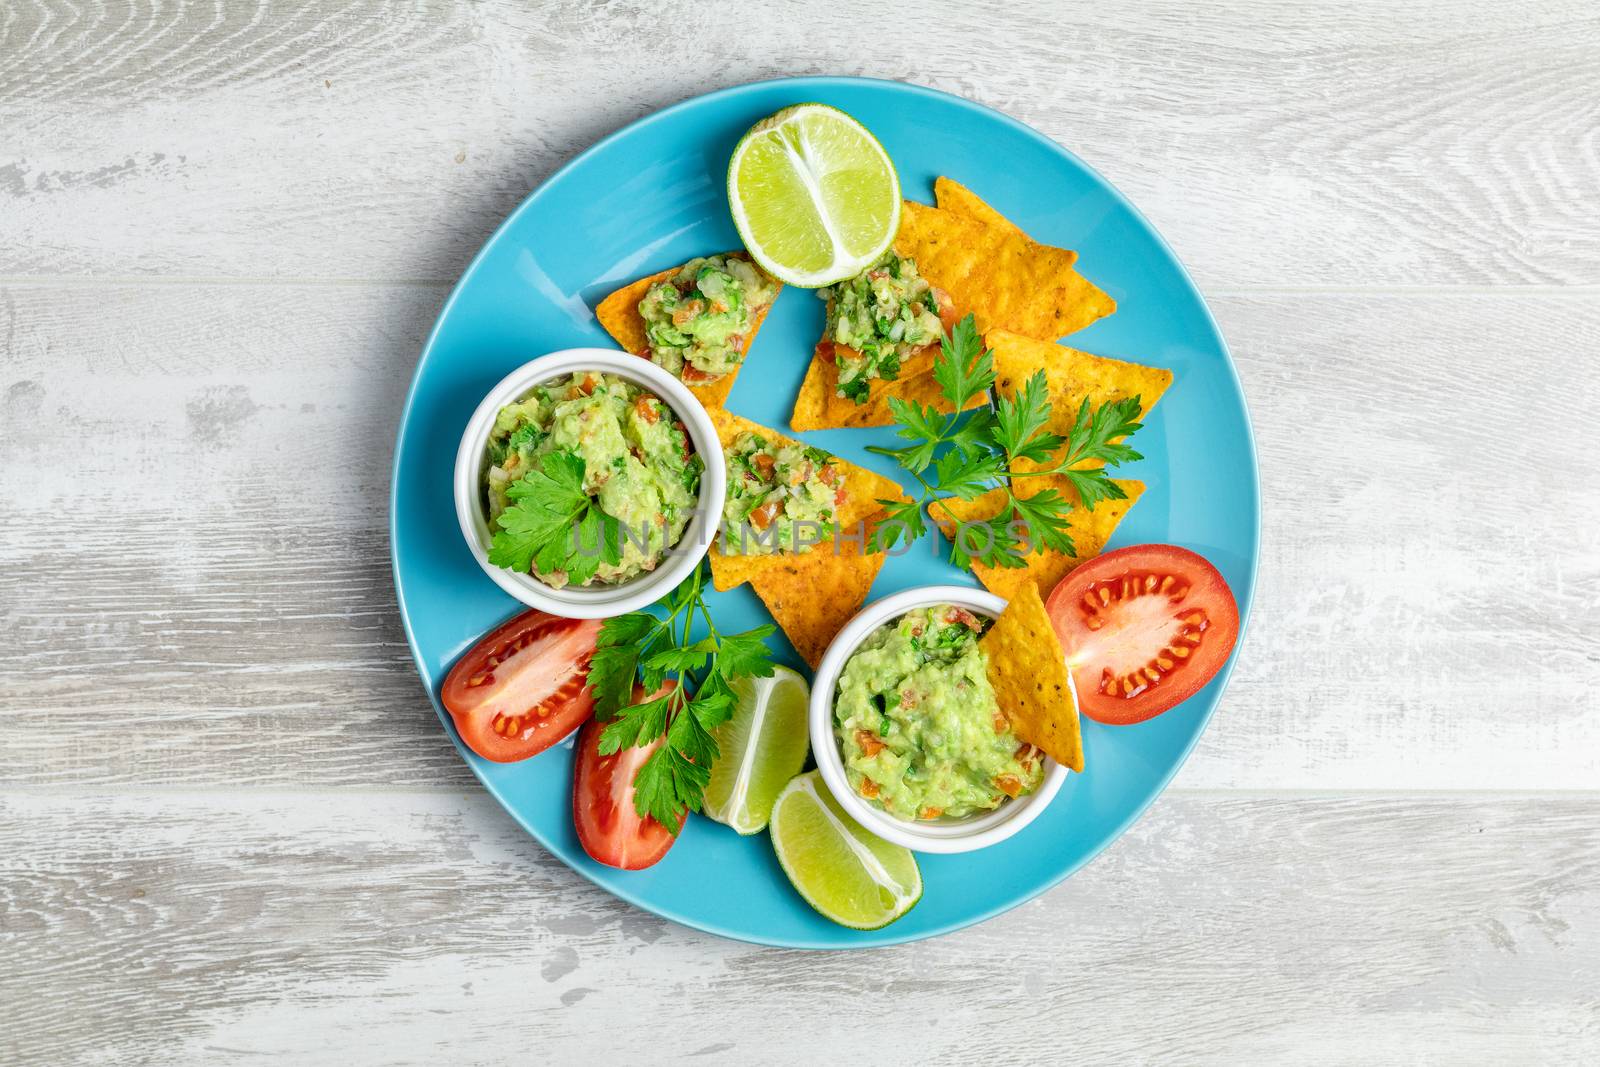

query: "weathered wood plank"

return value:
[2, 0, 1597, 287]
[2, 792, 1596, 1064]
[3, 284, 1597, 789]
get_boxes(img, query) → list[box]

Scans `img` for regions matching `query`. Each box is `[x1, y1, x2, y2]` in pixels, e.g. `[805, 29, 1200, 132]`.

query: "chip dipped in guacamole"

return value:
[834, 605, 1044, 820]
[818, 250, 954, 403]
[636, 254, 780, 385]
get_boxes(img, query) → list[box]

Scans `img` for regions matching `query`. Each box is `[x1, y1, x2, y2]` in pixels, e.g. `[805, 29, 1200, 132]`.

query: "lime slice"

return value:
[727, 104, 901, 288]
[769, 771, 922, 929]
[703, 666, 811, 835]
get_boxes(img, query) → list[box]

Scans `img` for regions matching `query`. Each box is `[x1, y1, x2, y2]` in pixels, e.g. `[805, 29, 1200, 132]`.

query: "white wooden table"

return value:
[4, 2, 1598, 1062]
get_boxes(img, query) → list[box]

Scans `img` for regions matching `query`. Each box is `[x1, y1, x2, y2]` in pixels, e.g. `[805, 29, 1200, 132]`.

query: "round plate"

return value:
[391, 76, 1260, 948]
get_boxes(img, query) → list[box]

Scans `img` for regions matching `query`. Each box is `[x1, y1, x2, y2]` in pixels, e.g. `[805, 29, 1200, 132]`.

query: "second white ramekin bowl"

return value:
[809, 584, 1069, 854]
[452, 348, 726, 619]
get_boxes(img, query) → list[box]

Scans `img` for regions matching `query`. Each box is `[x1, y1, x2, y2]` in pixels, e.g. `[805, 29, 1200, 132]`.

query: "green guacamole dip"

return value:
[819, 251, 950, 403]
[638, 255, 780, 384]
[483, 372, 701, 587]
[834, 605, 1044, 820]
[720, 431, 844, 555]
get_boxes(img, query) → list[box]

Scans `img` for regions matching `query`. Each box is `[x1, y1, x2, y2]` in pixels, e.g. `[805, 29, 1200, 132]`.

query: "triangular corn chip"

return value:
[979, 580, 1083, 773]
[594, 253, 780, 408]
[704, 409, 908, 591]
[790, 341, 985, 431]
[895, 200, 1114, 341]
[930, 480, 1145, 602]
[934, 176, 1032, 242]
[745, 511, 895, 668]
[987, 329, 1172, 473]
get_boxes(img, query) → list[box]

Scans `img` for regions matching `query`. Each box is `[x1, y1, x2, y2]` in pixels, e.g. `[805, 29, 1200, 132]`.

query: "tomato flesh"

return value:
[572, 682, 680, 870]
[1045, 545, 1240, 725]
[440, 609, 601, 762]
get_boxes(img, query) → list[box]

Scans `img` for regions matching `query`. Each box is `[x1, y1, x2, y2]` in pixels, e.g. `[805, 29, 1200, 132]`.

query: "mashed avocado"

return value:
[637, 255, 780, 383]
[819, 252, 949, 403]
[834, 605, 1044, 819]
[483, 372, 701, 587]
[720, 431, 844, 555]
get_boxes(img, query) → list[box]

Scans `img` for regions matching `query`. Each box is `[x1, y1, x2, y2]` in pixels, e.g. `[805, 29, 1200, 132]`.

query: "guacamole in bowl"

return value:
[833, 604, 1044, 821]
[482, 371, 702, 588]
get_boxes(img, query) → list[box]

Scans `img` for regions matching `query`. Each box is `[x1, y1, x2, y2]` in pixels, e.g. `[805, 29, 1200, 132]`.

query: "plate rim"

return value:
[388, 74, 1262, 949]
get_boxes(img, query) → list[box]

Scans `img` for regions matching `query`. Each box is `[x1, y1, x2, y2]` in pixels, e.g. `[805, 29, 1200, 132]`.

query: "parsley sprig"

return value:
[487, 451, 623, 585]
[867, 314, 1146, 569]
[587, 563, 774, 833]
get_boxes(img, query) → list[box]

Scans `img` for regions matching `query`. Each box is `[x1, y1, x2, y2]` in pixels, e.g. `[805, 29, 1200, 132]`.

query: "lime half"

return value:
[769, 771, 922, 929]
[727, 104, 901, 288]
[703, 666, 811, 835]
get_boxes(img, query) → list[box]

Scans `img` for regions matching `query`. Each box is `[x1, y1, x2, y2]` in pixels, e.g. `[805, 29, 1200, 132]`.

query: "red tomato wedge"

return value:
[439, 609, 601, 762]
[1044, 545, 1240, 726]
[573, 682, 680, 870]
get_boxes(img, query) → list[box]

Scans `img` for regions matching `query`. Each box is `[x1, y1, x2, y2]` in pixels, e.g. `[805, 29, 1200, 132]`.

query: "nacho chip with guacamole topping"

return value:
[929, 479, 1145, 602]
[594, 253, 780, 408]
[988, 329, 1173, 473]
[894, 200, 1115, 342]
[980, 580, 1083, 773]
[705, 408, 908, 591]
[790, 341, 986, 431]
[933, 176, 1031, 241]
[745, 510, 895, 668]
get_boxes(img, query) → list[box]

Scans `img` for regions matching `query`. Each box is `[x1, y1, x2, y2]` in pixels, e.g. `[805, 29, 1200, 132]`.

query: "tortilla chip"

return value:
[594, 253, 779, 408]
[790, 340, 986, 431]
[704, 409, 908, 591]
[930, 480, 1145, 602]
[980, 580, 1083, 773]
[745, 511, 894, 668]
[988, 329, 1172, 474]
[933, 177, 1032, 242]
[895, 201, 1114, 342]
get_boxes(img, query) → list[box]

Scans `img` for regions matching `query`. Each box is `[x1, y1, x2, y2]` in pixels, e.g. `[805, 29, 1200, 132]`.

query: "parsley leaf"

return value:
[991, 370, 1063, 464]
[487, 451, 622, 583]
[933, 313, 994, 409]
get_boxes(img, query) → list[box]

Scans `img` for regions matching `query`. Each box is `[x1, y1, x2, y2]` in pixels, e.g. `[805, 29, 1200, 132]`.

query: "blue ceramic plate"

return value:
[391, 77, 1259, 948]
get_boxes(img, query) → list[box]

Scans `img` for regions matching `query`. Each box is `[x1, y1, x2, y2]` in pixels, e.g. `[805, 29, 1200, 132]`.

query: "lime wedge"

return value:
[727, 104, 901, 288]
[769, 771, 922, 929]
[703, 666, 811, 835]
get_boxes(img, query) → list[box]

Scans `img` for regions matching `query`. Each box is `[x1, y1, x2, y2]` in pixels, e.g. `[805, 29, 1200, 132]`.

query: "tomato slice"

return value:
[1044, 545, 1240, 726]
[572, 682, 680, 870]
[439, 609, 601, 762]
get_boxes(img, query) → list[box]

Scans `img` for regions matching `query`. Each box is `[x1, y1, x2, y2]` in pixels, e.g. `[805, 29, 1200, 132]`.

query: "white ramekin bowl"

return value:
[453, 348, 726, 619]
[809, 584, 1070, 854]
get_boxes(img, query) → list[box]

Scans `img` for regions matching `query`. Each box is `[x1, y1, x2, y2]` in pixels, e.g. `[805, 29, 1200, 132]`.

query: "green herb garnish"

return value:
[486, 451, 623, 585]
[587, 563, 775, 833]
[867, 313, 1145, 569]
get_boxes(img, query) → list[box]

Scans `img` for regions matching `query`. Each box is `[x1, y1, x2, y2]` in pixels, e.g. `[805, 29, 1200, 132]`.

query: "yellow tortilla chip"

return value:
[930, 480, 1145, 603]
[594, 253, 779, 408]
[987, 329, 1172, 473]
[746, 511, 894, 668]
[933, 177, 1032, 242]
[979, 580, 1083, 773]
[704, 409, 908, 591]
[895, 201, 1114, 342]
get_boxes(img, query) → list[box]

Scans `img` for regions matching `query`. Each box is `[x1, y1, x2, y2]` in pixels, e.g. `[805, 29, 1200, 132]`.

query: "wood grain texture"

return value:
[4, 285, 1596, 789]
[4, 792, 1597, 1065]
[1, 0, 1597, 287]
[5, 2, 1600, 1059]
